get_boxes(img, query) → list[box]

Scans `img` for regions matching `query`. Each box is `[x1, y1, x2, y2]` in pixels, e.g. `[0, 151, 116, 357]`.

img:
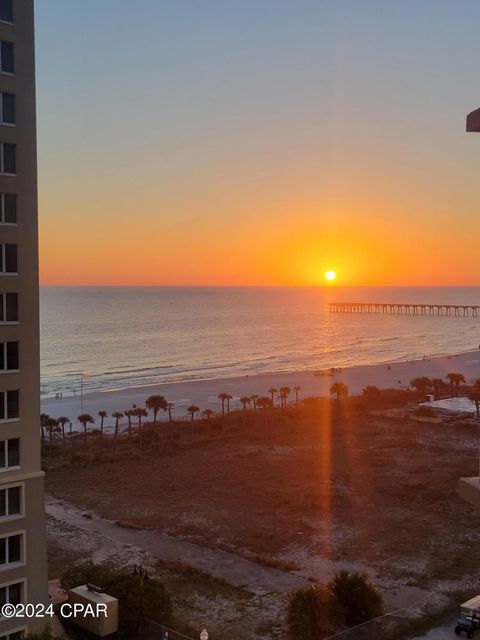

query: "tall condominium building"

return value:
[0, 0, 48, 638]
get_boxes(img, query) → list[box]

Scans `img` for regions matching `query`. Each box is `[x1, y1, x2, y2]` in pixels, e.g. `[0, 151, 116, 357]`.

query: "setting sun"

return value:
[325, 270, 336, 282]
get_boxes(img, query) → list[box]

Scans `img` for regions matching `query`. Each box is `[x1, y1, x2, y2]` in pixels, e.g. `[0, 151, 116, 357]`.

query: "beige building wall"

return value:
[0, 0, 49, 636]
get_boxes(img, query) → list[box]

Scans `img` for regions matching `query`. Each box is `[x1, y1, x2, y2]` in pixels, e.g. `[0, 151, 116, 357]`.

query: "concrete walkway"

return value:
[46, 497, 309, 596]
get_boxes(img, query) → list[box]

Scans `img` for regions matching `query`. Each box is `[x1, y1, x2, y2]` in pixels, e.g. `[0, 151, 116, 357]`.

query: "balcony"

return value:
[467, 107, 480, 132]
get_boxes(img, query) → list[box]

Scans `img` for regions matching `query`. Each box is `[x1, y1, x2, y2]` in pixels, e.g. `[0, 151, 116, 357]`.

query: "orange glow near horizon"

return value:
[37, 144, 480, 287]
[38, 209, 480, 287]
[36, 2, 480, 288]
[37, 94, 480, 288]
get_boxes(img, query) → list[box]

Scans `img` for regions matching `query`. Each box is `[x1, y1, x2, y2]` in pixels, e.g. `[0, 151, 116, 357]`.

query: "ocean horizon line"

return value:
[39, 283, 480, 289]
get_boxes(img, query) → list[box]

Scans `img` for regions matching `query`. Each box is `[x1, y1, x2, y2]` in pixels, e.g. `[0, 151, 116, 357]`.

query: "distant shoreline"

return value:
[41, 348, 480, 424]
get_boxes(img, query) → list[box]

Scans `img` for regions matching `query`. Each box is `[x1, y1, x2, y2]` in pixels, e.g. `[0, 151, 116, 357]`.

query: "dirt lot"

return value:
[44, 402, 480, 637]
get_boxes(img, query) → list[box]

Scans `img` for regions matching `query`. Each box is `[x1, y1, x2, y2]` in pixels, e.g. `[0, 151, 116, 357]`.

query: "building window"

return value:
[0, 533, 22, 567]
[0, 143, 15, 174]
[0, 1, 13, 24]
[0, 390, 19, 421]
[0, 581, 23, 610]
[0, 293, 18, 322]
[0, 42, 13, 74]
[0, 486, 21, 517]
[0, 93, 14, 125]
[0, 342, 18, 371]
[0, 439, 20, 470]
[0, 244, 17, 274]
[0, 194, 16, 224]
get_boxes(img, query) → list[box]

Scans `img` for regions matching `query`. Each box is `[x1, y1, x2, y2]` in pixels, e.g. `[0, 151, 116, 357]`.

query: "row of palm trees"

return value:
[409, 372, 466, 396]
[43, 370, 472, 443]
[41, 370, 480, 451]
[328, 371, 472, 405]
[41, 386, 305, 446]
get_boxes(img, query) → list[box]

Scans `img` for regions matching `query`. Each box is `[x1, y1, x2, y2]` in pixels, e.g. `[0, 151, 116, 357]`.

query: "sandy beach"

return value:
[41, 348, 480, 425]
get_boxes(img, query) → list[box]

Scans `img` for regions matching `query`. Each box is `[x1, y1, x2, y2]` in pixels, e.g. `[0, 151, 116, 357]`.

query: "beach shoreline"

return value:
[41, 348, 480, 424]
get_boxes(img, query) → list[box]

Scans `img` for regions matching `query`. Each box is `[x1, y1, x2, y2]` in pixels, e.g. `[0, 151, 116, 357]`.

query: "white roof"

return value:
[69, 585, 117, 604]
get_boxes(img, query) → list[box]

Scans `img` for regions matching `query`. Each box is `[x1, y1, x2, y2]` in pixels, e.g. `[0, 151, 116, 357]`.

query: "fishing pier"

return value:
[329, 302, 480, 316]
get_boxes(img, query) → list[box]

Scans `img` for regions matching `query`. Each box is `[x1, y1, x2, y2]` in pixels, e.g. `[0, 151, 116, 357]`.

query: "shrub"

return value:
[61, 562, 172, 638]
[361, 386, 381, 408]
[329, 570, 383, 627]
[287, 585, 343, 640]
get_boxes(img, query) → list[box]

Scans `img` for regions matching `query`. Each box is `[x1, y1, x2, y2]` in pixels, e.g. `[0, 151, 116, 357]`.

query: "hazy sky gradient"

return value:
[36, 1, 480, 285]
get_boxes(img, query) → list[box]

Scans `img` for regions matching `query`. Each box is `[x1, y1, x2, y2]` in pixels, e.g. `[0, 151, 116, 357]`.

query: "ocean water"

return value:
[40, 286, 480, 397]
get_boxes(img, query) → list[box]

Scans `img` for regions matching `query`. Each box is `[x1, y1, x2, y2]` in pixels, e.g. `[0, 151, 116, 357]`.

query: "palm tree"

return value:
[146, 395, 168, 423]
[268, 387, 277, 406]
[57, 416, 69, 447]
[330, 382, 348, 402]
[251, 394, 258, 411]
[362, 385, 380, 407]
[293, 386, 301, 407]
[446, 372, 466, 396]
[239, 396, 251, 412]
[256, 396, 273, 423]
[124, 409, 134, 440]
[134, 408, 148, 446]
[226, 394, 233, 413]
[112, 411, 123, 449]
[410, 377, 432, 396]
[77, 414, 94, 446]
[187, 405, 200, 421]
[218, 393, 229, 415]
[44, 418, 59, 444]
[98, 411, 107, 440]
[431, 378, 445, 399]
[279, 386, 291, 409]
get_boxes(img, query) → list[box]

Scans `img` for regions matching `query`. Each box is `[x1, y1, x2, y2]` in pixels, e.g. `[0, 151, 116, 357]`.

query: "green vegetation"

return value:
[288, 571, 383, 640]
[446, 372, 466, 395]
[41, 381, 425, 460]
[77, 413, 94, 445]
[145, 394, 168, 423]
[61, 561, 172, 639]
[287, 584, 343, 640]
[187, 405, 200, 421]
[410, 376, 432, 396]
[362, 385, 381, 407]
[330, 382, 349, 402]
[330, 570, 383, 627]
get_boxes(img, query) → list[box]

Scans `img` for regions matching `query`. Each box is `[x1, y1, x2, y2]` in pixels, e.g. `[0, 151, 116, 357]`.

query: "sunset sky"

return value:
[36, 1, 480, 286]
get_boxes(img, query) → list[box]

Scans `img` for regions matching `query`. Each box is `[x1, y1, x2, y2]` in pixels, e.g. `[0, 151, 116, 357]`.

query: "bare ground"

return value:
[44, 403, 480, 638]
